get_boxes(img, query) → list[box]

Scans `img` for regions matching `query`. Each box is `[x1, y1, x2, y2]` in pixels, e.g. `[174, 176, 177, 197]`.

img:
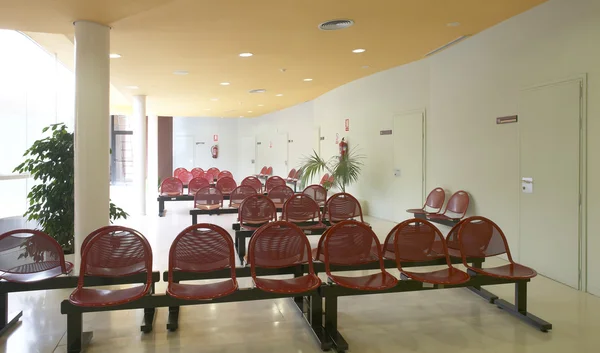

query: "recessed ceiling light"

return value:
[210, 98, 219, 101]
[303, 78, 313, 82]
[239, 116, 244, 118]
[248, 111, 253, 113]
[173, 70, 189, 75]
[352, 48, 366, 54]
[319, 19, 354, 31]
[109, 53, 121, 59]
[275, 94, 283, 97]
[361, 65, 370, 69]
[125, 85, 139, 89]
[248, 89, 266, 94]
[239, 52, 253, 57]
[258, 104, 264, 107]
[220, 82, 230, 86]
[204, 108, 211, 111]
[447, 22, 461, 27]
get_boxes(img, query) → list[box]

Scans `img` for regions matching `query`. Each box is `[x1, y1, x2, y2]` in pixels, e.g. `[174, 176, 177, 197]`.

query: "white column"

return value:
[73, 21, 110, 267]
[133, 96, 147, 215]
[147, 115, 159, 205]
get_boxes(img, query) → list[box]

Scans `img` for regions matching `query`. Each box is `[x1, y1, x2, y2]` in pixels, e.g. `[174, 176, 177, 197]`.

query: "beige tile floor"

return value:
[1, 187, 600, 353]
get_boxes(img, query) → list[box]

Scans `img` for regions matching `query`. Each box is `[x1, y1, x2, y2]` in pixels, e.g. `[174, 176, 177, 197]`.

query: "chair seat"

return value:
[240, 222, 269, 231]
[427, 214, 459, 221]
[69, 284, 150, 307]
[406, 208, 427, 214]
[196, 204, 221, 210]
[468, 263, 537, 280]
[329, 271, 397, 291]
[402, 268, 470, 285]
[161, 192, 181, 197]
[311, 248, 324, 262]
[1, 261, 74, 283]
[168, 279, 238, 300]
[254, 274, 321, 294]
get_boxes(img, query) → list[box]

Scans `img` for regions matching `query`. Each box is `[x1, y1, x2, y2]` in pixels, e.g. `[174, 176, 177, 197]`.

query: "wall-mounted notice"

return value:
[335, 133, 339, 144]
[269, 141, 273, 148]
[380, 130, 392, 135]
[496, 115, 518, 124]
[213, 134, 219, 141]
[345, 119, 350, 131]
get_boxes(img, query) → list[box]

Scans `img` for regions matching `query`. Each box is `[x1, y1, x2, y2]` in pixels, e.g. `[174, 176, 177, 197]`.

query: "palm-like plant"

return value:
[298, 145, 364, 193]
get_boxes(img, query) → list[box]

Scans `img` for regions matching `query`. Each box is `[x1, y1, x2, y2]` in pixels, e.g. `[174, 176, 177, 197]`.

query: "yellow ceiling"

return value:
[0, 0, 547, 118]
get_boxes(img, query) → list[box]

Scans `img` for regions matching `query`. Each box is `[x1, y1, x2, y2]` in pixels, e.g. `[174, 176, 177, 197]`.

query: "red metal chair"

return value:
[194, 186, 224, 210]
[327, 193, 364, 224]
[267, 185, 294, 208]
[323, 221, 397, 290]
[203, 171, 216, 183]
[248, 221, 321, 294]
[265, 176, 286, 192]
[238, 195, 277, 230]
[383, 219, 469, 285]
[177, 170, 194, 186]
[216, 176, 237, 195]
[327, 174, 335, 186]
[160, 177, 184, 196]
[173, 167, 187, 178]
[457, 216, 536, 279]
[191, 168, 204, 179]
[167, 224, 238, 300]
[319, 173, 330, 187]
[285, 168, 297, 182]
[428, 190, 469, 222]
[406, 187, 445, 215]
[0, 229, 74, 283]
[281, 194, 325, 230]
[266, 166, 273, 176]
[229, 185, 257, 208]
[241, 176, 263, 193]
[257, 166, 268, 177]
[188, 177, 210, 195]
[69, 226, 153, 307]
[218, 170, 233, 180]
[302, 184, 327, 206]
[207, 167, 220, 176]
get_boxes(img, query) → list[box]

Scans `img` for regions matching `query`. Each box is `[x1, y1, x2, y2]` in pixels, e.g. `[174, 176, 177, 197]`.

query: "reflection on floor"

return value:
[1, 186, 599, 352]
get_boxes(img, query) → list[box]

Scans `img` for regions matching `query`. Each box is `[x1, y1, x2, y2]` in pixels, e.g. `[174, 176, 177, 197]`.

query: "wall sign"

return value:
[213, 134, 219, 141]
[345, 119, 350, 132]
[335, 133, 339, 144]
[269, 141, 273, 148]
[380, 129, 393, 135]
[496, 115, 518, 124]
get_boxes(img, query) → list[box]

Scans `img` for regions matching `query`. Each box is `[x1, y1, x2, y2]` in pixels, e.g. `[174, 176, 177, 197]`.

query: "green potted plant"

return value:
[298, 139, 364, 192]
[13, 123, 128, 253]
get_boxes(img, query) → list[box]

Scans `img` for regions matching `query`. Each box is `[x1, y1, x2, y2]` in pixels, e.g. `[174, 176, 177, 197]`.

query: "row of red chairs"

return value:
[319, 173, 335, 187]
[194, 185, 295, 210]
[286, 169, 301, 183]
[407, 188, 470, 222]
[6, 215, 528, 307]
[172, 168, 233, 186]
[257, 166, 272, 178]
[160, 175, 296, 197]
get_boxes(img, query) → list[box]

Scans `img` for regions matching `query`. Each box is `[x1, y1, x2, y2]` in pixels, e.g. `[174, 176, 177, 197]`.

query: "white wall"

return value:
[231, 0, 600, 295]
[173, 117, 239, 178]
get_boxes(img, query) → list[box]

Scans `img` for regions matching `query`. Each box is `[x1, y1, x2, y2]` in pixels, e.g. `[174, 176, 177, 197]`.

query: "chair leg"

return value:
[324, 295, 348, 352]
[167, 306, 180, 332]
[495, 281, 552, 332]
[141, 308, 156, 333]
[159, 200, 165, 217]
[67, 312, 93, 353]
[0, 293, 22, 336]
[293, 266, 304, 310]
[466, 261, 499, 303]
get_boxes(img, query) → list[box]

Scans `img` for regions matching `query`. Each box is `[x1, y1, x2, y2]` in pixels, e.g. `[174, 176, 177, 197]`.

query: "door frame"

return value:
[393, 108, 427, 204]
[518, 74, 587, 291]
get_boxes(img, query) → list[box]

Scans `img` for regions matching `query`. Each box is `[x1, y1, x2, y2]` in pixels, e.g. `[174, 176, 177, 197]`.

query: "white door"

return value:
[392, 111, 425, 222]
[270, 133, 289, 177]
[256, 134, 269, 174]
[173, 135, 194, 170]
[238, 136, 256, 178]
[519, 78, 582, 289]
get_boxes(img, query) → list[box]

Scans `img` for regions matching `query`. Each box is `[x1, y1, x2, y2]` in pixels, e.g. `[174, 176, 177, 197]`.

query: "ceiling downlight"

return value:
[249, 89, 266, 94]
[318, 19, 354, 31]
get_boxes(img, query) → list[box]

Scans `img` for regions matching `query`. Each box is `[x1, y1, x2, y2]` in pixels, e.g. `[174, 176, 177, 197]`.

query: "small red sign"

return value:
[213, 134, 218, 142]
[345, 119, 350, 132]
[269, 141, 273, 148]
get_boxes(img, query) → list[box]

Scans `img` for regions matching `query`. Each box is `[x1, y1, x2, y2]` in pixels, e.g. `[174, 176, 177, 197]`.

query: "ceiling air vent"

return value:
[318, 19, 354, 31]
[249, 89, 266, 94]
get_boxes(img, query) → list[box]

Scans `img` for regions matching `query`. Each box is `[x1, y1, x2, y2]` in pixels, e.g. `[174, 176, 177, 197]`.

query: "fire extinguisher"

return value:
[339, 138, 348, 158]
[211, 145, 219, 159]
